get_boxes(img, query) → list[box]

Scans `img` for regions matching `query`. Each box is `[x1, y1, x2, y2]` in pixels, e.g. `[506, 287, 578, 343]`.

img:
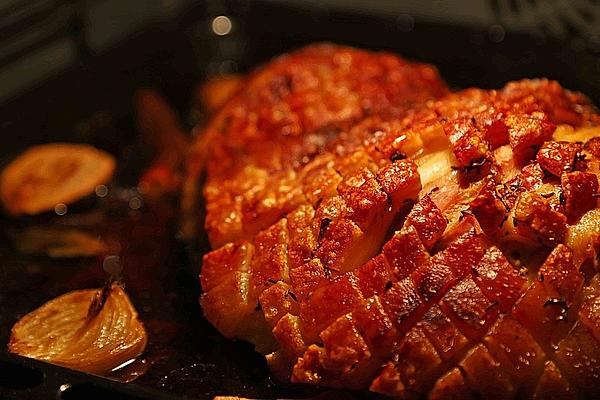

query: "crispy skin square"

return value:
[440, 278, 500, 340]
[459, 344, 516, 399]
[289, 259, 328, 301]
[537, 141, 582, 177]
[272, 314, 306, 360]
[580, 292, 600, 343]
[472, 246, 527, 313]
[380, 278, 423, 334]
[507, 112, 556, 162]
[249, 218, 289, 293]
[286, 204, 317, 269]
[259, 281, 298, 328]
[337, 169, 389, 230]
[404, 195, 447, 250]
[513, 245, 584, 346]
[352, 296, 397, 357]
[513, 191, 568, 247]
[354, 254, 393, 299]
[383, 225, 431, 280]
[538, 244, 583, 304]
[484, 317, 547, 388]
[370, 327, 441, 398]
[200, 241, 253, 292]
[299, 274, 364, 343]
[419, 305, 469, 361]
[469, 178, 508, 237]
[533, 361, 576, 400]
[429, 368, 475, 400]
[561, 171, 599, 221]
[440, 230, 486, 279]
[319, 314, 373, 385]
[411, 255, 456, 304]
[442, 116, 489, 167]
[555, 322, 600, 396]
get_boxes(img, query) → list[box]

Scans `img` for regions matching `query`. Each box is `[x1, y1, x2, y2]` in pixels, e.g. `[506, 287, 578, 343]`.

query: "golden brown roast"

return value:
[183, 43, 449, 245]
[193, 44, 600, 398]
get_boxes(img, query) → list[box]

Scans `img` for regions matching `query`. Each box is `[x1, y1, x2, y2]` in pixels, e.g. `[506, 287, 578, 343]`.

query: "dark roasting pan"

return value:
[1, 1, 600, 399]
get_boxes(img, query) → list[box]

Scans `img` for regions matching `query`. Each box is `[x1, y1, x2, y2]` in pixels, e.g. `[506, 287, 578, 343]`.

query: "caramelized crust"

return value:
[195, 44, 448, 247]
[194, 44, 600, 398]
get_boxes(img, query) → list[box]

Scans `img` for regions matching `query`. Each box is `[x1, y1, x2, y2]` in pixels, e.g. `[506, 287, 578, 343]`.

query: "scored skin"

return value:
[194, 44, 448, 248]
[198, 45, 600, 398]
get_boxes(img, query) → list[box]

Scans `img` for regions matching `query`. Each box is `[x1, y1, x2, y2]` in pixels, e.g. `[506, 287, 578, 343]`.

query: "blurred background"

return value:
[1, 0, 600, 158]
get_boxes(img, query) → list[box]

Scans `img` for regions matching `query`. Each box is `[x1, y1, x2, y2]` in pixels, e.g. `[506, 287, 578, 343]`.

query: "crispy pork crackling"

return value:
[194, 44, 600, 398]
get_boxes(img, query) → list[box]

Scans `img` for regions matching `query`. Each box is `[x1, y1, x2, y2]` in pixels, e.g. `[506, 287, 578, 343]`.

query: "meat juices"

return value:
[195, 44, 600, 398]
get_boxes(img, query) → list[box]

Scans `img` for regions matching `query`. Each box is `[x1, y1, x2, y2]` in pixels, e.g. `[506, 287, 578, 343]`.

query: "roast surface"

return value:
[196, 44, 600, 399]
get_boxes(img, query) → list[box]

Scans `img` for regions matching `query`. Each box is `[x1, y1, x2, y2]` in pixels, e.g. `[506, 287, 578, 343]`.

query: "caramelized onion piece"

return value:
[0, 143, 115, 216]
[553, 124, 600, 143]
[9, 284, 147, 375]
[567, 208, 600, 268]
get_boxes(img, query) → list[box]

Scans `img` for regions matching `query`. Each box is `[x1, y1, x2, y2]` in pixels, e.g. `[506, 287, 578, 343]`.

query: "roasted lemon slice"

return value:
[0, 143, 115, 216]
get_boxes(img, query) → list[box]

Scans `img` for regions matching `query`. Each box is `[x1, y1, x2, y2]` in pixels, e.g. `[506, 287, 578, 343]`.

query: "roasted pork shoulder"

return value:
[194, 44, 600, 398]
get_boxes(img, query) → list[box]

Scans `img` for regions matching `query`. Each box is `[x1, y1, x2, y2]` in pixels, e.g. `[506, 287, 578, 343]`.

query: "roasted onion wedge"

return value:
[9, 284, 147, 375]
[0, 143, 115, 216]
[9, 226, 107, 258]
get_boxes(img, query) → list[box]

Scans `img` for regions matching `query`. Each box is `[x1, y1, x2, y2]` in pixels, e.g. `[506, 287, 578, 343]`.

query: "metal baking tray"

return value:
[1, 1, 599, 399]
